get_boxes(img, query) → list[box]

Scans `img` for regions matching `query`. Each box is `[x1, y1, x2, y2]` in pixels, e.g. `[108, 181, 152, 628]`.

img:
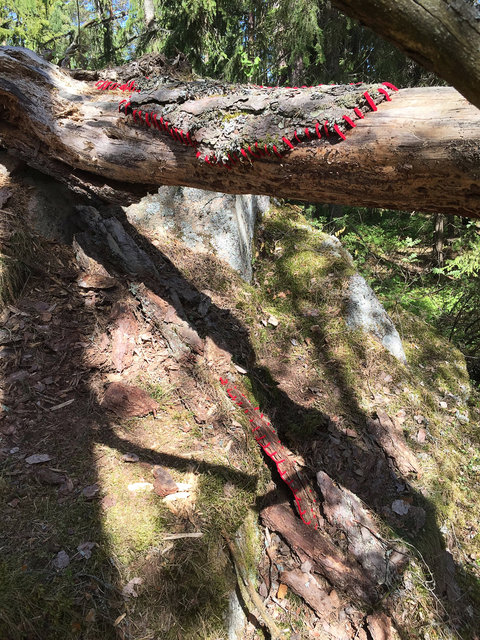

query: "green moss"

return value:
[196, 472, 259, 536]
[221, 110, 248, 122]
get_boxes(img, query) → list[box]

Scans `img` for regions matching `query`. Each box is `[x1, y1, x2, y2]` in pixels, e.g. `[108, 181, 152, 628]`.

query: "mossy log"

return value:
[1, 46, 479, 218]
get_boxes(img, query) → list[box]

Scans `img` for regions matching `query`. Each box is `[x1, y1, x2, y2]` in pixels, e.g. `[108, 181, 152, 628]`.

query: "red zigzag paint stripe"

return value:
[93, 80, 398, 170]
[220, 377, 322, 529]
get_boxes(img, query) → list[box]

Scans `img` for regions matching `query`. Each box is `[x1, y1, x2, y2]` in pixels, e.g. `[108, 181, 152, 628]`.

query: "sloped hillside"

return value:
[0, 165, 479, 640]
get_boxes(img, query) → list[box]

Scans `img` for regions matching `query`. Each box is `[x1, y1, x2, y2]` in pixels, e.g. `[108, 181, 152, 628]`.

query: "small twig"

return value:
[161, 532, 203, 540]
[222, 531, 286, 640]
[76, 573, 123, 596]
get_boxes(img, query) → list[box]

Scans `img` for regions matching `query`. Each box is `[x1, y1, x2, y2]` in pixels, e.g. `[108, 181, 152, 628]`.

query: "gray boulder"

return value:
[319, 235, 406, 363]
[124, 187, 269, 282]
[345, 274, 407, 362]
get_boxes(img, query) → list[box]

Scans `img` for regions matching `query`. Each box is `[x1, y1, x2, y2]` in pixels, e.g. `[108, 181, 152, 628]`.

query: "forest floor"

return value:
[1, 162, 480, 640]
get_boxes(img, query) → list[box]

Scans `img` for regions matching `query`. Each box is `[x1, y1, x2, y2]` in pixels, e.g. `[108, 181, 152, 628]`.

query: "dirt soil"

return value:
[1, 165, 480, 640]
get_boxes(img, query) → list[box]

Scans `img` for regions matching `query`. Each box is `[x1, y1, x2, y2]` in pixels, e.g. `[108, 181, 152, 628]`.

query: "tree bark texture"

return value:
[0, 47, 479, 218]
[434, 213, 445, 267]
[331, 0, 480, 111]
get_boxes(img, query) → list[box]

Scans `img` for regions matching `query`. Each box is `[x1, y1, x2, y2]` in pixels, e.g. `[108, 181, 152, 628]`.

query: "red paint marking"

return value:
[98, 77, 397, 172]
[382, 81, 398, 91]
[333, 124, 346, 140]
[378, 87, 391, 101]
[255, 142, 264, 156]
[363, 91, 377, 111]
[342, 115, 356, 127]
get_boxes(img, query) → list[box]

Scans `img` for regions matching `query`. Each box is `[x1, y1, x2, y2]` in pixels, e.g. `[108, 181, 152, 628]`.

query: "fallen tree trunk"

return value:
[0, 46, 479, 218]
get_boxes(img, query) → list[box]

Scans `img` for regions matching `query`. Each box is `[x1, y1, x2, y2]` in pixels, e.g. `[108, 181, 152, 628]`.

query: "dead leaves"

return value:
[82, 483, 100, 499]
[25, 453, 52, 465]
[53, 550, 70, 571]
[122, 577, 143, 598]
[100, 382, 159, 418]
[366, 409, 419, 476]
[122, 452, 140, 463]
[35, 467, 65, 485]
[52, 542, 96, 572]
[77, 541, 95, 559]
[151, 465, 178, 496]
[76, 274, 117, 289]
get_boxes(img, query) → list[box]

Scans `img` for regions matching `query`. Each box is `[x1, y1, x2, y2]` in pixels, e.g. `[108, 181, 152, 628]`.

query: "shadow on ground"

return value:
[0, 182, 478, 639]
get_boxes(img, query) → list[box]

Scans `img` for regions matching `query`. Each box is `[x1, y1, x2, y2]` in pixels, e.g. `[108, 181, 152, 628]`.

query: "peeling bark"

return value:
[1, 46, 479, 217]
[261, 502, 379, 604]
[279, 568, 342, 617]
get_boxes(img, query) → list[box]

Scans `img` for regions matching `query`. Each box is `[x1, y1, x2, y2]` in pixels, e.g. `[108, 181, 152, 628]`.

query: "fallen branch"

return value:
[261, 502, 379, 604]
[223, 532, 287, 640]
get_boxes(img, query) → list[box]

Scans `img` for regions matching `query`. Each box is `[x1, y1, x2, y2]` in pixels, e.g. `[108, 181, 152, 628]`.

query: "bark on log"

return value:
[331, 0, 480, 111]
[261, 502, 379, 604]
[1, 47, 480, 218]
[279, 568, 342, 617]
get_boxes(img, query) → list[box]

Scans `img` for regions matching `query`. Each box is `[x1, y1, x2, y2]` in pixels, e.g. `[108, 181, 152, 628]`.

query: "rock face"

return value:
[345, 274, 406, 362]
[318, 235, 406, 362]
[124, 187, 270, 282]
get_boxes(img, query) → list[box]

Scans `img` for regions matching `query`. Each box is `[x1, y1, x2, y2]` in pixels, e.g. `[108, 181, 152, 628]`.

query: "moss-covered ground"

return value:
[0, 191, 479, 639]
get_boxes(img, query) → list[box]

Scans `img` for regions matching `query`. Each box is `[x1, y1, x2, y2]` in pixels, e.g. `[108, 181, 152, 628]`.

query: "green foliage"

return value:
[442, 235, 480, 278]
[303, 204, 480, 384]
[1, 0, 441, 86]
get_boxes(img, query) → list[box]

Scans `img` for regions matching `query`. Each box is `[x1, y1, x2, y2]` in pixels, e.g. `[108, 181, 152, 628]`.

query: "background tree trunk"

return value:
[434, 214, 445, 267]
[0, 47, 479, 219]
[143, 0, 155, 29]
[331, 0, 480, 110]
